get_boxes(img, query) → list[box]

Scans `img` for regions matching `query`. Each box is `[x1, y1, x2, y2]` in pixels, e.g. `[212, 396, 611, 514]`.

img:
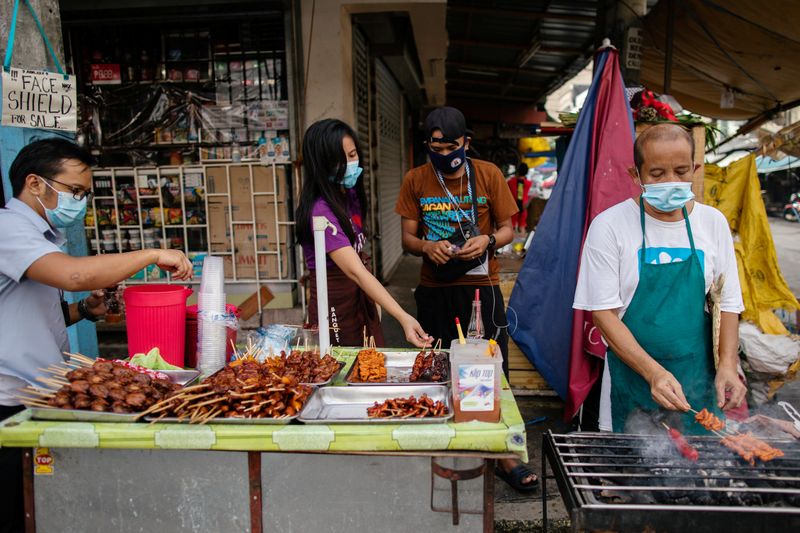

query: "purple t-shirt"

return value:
[302, 189, 366, 270]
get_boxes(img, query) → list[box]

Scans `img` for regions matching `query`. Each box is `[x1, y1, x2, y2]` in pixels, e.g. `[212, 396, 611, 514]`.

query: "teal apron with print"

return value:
[607, 200, 719, 435]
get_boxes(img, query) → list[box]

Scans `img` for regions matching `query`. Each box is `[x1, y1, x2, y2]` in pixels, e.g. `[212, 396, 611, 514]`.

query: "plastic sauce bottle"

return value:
[449, 338, 501, 423]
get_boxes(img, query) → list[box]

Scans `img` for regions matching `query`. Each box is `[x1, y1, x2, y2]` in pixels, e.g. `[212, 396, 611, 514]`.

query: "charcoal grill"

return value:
[542, 430, 800, 532]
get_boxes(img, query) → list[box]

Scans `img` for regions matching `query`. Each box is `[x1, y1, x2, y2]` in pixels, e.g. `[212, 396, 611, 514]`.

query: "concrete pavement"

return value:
[770, 217, 800, 296]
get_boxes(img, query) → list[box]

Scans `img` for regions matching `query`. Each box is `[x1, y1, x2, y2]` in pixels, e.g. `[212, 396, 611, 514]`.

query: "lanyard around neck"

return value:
[434, 161, 475, 224]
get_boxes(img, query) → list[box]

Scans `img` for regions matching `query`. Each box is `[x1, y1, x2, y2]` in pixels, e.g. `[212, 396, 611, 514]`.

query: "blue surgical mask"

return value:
[330, 160, 362, 189]
[429, 145, 466, 174]
[641, 181, 695, 212]
[36, 178, 88, 227]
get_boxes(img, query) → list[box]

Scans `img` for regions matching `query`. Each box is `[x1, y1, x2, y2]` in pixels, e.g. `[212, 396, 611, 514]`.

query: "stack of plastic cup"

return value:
[197, 256, 227, 376]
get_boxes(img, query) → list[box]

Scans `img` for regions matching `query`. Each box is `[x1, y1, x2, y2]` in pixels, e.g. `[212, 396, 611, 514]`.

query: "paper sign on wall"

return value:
[2, 67, 77, 132]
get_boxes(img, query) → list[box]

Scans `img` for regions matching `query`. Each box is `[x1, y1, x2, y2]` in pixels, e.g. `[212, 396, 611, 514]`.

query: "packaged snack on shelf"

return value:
[120, 208, 139, 225]
[167, 208, 183, 225]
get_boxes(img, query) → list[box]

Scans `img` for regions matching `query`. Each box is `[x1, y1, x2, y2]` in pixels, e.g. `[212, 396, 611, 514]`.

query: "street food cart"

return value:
[0, 347, 526, 533]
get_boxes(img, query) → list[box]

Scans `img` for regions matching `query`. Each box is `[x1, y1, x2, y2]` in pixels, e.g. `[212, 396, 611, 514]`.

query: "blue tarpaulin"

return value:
[506, 53, 607, 399]
[756, 155, 800, 174]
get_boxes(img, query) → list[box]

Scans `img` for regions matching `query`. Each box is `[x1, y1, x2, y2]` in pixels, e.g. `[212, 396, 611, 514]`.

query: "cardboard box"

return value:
[205, 166, 229, 194]
[252, 165, 274, 194]
[227, 222, 290, 280]
[229, 165, 254, 221]
[223, 247, 290, 280]
[254, 198, 289, 250]
[277, 164, 289, 202]
[207, 198, 231, 252]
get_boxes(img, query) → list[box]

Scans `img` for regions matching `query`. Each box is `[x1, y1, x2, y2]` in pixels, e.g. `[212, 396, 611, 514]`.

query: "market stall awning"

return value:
[639, 0, 800, 120]
[444, 0, 600, 105]
[756, 155, 800, 175]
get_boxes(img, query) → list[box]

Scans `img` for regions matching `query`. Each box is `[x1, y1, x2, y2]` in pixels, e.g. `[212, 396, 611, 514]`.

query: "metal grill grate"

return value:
[542, 430, 800, 532]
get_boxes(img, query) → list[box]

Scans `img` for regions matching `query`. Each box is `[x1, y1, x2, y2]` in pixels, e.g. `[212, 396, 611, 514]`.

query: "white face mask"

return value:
[641, 182, 695, 212]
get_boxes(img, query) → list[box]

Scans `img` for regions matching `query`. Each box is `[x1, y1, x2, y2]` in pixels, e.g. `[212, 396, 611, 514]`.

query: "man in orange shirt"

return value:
[396, 106, 537, 492]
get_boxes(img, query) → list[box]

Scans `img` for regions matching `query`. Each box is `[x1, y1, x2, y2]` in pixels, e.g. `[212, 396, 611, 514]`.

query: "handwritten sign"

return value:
[2, 67, 77, 132]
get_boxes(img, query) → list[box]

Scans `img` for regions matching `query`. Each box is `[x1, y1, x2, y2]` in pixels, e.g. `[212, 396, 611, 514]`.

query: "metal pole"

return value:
[312, 216, 332, 355]
[663, 0, 675, 94]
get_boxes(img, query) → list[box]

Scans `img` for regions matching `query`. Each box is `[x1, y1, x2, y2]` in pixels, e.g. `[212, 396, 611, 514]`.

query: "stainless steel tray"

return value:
[345, 351, 450, 386]
[160, 369, 201, 386]
[26, 371, 199, 423]
[298, 385, 453, 424]
[146, 388, 318, 425]
[300, 361, 345, 387]
[29, 407, 141, 423]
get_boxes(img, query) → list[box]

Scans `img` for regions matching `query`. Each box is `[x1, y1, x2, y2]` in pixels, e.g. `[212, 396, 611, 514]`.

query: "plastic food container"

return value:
[449, 339, 502, 423]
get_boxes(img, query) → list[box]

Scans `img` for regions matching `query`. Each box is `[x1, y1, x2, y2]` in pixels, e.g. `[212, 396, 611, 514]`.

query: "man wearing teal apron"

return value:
[573, 124, 747, 434]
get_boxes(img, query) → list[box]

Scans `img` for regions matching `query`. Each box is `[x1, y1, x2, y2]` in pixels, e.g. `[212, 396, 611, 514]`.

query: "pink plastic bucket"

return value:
[123, 285, 193, 367]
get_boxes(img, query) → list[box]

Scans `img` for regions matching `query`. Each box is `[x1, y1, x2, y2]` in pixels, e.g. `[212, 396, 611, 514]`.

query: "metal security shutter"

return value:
[352, 27, 375, 264]
[374, 59, 404, 280]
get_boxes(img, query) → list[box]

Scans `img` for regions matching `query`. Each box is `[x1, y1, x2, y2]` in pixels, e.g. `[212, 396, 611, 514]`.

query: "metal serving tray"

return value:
[344, 351, 450, 386]
[26, 371, 200, 423]
[300, 361, 345, 387]
[160, 369, 201, 386]
[28, 407, 141, 423]
[146, 388, 318, 425]
[298, 385, 453, 424]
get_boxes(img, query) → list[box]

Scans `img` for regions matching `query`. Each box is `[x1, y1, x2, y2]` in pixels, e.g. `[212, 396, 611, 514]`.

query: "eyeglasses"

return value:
[41, 177, 93, 201]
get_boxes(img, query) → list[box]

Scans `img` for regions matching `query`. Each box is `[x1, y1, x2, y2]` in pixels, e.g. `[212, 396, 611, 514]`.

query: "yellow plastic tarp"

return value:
[705, 154, 799, 334]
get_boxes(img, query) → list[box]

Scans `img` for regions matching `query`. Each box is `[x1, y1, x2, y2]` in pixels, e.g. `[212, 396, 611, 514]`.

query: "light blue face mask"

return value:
[331, 160, 363, 189]
[37, 178, 88, 227]
[641, 181, 695, 212]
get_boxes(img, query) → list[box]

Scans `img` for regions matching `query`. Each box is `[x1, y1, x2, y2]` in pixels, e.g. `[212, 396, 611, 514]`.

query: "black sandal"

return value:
[495, 463, 539, 492]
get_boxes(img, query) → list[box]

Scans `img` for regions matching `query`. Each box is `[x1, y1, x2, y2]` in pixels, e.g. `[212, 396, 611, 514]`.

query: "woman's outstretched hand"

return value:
[401, 315, 433, 348]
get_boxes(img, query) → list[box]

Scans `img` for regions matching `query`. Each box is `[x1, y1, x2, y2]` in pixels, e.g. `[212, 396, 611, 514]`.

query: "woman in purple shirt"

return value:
[296, 119, 430, 347]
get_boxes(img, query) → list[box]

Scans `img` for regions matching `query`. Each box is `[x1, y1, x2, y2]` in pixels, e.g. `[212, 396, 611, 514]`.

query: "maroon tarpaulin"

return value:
[565, 48, 640, 419]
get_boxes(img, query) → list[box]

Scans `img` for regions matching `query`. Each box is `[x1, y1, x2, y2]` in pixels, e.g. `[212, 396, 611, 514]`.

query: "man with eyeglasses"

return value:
[0, 138, 192, 532]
